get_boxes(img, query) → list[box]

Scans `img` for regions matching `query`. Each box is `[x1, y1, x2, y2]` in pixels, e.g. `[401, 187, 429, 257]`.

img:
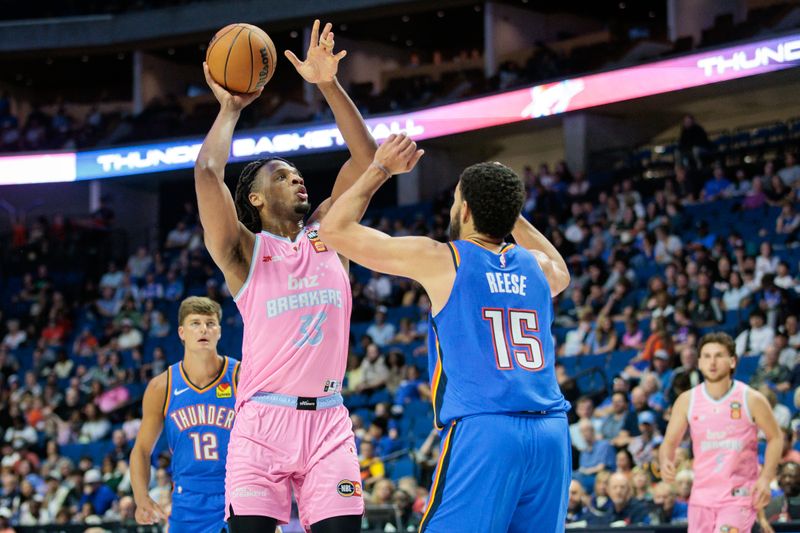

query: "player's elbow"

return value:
[550, 270, 571, 296]
[194, 158, 223, 180]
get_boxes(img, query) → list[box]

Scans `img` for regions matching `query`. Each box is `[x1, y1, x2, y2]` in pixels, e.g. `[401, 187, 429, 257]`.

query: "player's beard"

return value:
[294, 201, 311, 215]
[449, 207, 461, 241]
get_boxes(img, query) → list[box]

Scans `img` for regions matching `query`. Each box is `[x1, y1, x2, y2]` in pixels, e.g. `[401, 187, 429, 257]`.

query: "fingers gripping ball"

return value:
[206, 23, 276, 93]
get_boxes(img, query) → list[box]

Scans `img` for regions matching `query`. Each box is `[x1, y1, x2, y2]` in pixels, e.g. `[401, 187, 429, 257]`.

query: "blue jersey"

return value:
[164, 356, 238, 497]
[427, 240, 570, 429]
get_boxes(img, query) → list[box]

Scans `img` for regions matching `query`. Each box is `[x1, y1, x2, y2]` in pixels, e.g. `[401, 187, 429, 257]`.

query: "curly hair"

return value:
[234, 157, 294, 233]
[458, 162, 524, 239]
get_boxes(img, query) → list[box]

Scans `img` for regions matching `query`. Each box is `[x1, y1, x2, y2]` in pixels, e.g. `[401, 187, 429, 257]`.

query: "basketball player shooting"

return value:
[660, 332, 782, 533]
[195, 19, 375, 533]
[320, 134, 573, 532]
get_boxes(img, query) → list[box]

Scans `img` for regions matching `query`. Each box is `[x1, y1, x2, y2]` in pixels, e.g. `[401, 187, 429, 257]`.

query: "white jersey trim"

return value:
[742, 383, 754, 423]
[233, 235, 262, 303]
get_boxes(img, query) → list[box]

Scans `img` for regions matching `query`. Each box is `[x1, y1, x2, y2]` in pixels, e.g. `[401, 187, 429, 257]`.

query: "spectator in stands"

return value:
[667, 347, 702, 404]
[366, 306, 396, 347]
[689, 285, 723, 327]
[115, 319, 142, 351]
[628, 411, 661, 466]
[781, 427, 800, 464]
[621, 318, 645, 351]
[569, 397, 602, 453]
[779, 152, 800, 187]
[357, 343, 390, 394]
[584, 314, 618, 355]
[601, 391, 640, 448]
[648, 481, 688, 525]
[1, 320, 26, 350]
[574, 419, 615, 492]
[78, 469, 116, 516]
[701, 165, 733, 202]
[359, 440, 386, 491]
[126, 246, 152, 282]
[721, 271, 752, 311]
[677, 114, 711, 170]
[631, 467, 652, 503]
[566, 479, 593, 525]
[774, 261, 796, 291]
[390, 488, 422, 531]
[370, 478, 395, 505]
[164, 270, 184, 301]
[763, 461, 800, 522]
[79, 404, 110, 443]
[759, 386, 792, 430]
[99, 262, 124, 290]
[767, 174, 793, 206]
[752, 346, 792, 393]
[560, 308, 593, 356]
[5, 415, 37, 449]
[164, 221, 191, 249]
[364, 271, 392, 303]
[391, 318, 417, 345]
[592, 472, 650, 526]
[735, 310, 775, 356]
[654, 226, 682, 265]
[756, 242, 780, 283]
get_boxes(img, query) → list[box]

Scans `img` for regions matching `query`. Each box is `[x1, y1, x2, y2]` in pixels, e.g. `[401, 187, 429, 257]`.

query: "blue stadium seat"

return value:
[735, 355, 760, 383]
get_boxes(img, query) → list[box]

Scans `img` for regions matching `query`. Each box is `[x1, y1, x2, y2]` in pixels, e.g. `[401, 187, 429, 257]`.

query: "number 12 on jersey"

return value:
[482, 308, 544, 371]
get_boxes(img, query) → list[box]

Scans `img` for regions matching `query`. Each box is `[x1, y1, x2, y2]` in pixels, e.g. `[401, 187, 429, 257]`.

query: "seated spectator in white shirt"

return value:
[2, 319, 27, 350]
[735, 310, 774, 356]
[366, 306, 396, 347]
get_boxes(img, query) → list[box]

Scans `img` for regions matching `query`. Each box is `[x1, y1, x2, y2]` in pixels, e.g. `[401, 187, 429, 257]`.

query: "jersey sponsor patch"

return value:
[337, 480, 361, 497]
[720, 526, 739, 533]
[216, 382, 232, 398]
[730, 401, 741, 419]
[307, 229, 328, 253]
[324, 379, 340, 393]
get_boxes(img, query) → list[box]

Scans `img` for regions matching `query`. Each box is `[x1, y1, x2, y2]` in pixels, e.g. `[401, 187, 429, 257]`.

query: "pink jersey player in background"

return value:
[194, 19, 376, 533]
[660, 332, 782, 533]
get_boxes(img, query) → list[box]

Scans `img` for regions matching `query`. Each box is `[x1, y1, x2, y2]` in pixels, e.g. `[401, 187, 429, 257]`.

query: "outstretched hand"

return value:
[203, 62, 263, 112]
[373, 133, 425, 176]
[285, 19, 347, 84]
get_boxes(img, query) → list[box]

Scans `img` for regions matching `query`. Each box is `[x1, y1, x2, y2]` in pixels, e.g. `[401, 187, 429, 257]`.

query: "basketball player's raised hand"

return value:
[374, 133, 425, 176]
[285, 19, 347, 84]
[203, 62, 263, 112]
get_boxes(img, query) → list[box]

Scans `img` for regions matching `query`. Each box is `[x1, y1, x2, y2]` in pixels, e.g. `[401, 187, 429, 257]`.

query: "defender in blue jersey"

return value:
[130, 297, 239, 533]
[320, 134, 573, 532]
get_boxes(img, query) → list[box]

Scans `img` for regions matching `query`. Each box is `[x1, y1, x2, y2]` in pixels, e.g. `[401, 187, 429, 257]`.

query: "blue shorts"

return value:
[420, 412, 571, 533]
[169, 491, 227, 533]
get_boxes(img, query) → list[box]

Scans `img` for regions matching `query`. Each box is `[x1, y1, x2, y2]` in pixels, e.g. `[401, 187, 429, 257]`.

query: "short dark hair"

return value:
[698, 331, 737, 376]
[234, 157, 295, 233]
[458, 162, 524, 239]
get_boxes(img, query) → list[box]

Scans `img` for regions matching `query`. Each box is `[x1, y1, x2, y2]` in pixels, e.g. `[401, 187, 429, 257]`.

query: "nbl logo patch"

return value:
[324, 379, 340, 393]
[729, 401, 741, 420]
[216, 383, 232, 398]
[720, 526, 738, 533]
[337, 480, 362, 497]
[306, 229, 328, 253]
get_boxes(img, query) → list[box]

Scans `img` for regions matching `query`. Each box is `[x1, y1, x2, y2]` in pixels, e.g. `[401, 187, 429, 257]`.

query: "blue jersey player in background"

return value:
[130, 296, 239, 533]
[320, 134, 573, 532]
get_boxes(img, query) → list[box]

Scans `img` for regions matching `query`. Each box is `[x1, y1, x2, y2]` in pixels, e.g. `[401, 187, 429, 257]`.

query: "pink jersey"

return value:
[687, 380, 759, 507]
[234, 223, 351, 406]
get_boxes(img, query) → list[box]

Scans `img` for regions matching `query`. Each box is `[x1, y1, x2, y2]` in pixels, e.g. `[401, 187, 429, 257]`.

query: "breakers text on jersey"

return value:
[266, 289, 343, 318]
[169, 404, 235, 432]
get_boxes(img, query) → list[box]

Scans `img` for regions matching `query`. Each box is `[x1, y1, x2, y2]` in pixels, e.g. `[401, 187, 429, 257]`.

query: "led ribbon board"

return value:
[1, 32, 799, 185]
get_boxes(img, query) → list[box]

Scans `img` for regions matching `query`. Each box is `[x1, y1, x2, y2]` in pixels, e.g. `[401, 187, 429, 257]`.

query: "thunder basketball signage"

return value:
[3, 30, 800, 185]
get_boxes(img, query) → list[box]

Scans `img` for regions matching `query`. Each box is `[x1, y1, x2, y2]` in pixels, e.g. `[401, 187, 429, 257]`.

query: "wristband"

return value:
[371, 162, 391, 178]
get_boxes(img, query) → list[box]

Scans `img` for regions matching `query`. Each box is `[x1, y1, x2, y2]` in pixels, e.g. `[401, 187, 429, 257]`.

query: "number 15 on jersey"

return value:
[482, 308, 544, 371]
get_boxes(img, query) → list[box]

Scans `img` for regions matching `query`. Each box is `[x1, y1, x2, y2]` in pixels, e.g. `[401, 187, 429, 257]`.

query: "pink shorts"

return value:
[224, 401, 364, 529]
[688, 504, 757, 533]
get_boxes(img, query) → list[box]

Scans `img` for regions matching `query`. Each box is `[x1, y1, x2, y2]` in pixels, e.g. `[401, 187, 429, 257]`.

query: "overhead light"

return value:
[474, 4, 482, 12]
[401, 15, 410, 22]
[437, 10, 445, 18]
[406, 39, 413, 46]
[81, 55, 89, 62]
[619, 2, 626, 8]
[117, 52, 126, 60]
[339, 24, 347, 31]
[390, 34, 398, 42]
[45, 57, 54, 65]
[167, 48, 175, 55]
[649, 11, 656, 18]
[290, 30, 298, 38]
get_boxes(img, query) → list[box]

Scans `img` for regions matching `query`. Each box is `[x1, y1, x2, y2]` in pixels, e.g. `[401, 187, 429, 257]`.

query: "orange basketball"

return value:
[206, 23, 276, 94]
